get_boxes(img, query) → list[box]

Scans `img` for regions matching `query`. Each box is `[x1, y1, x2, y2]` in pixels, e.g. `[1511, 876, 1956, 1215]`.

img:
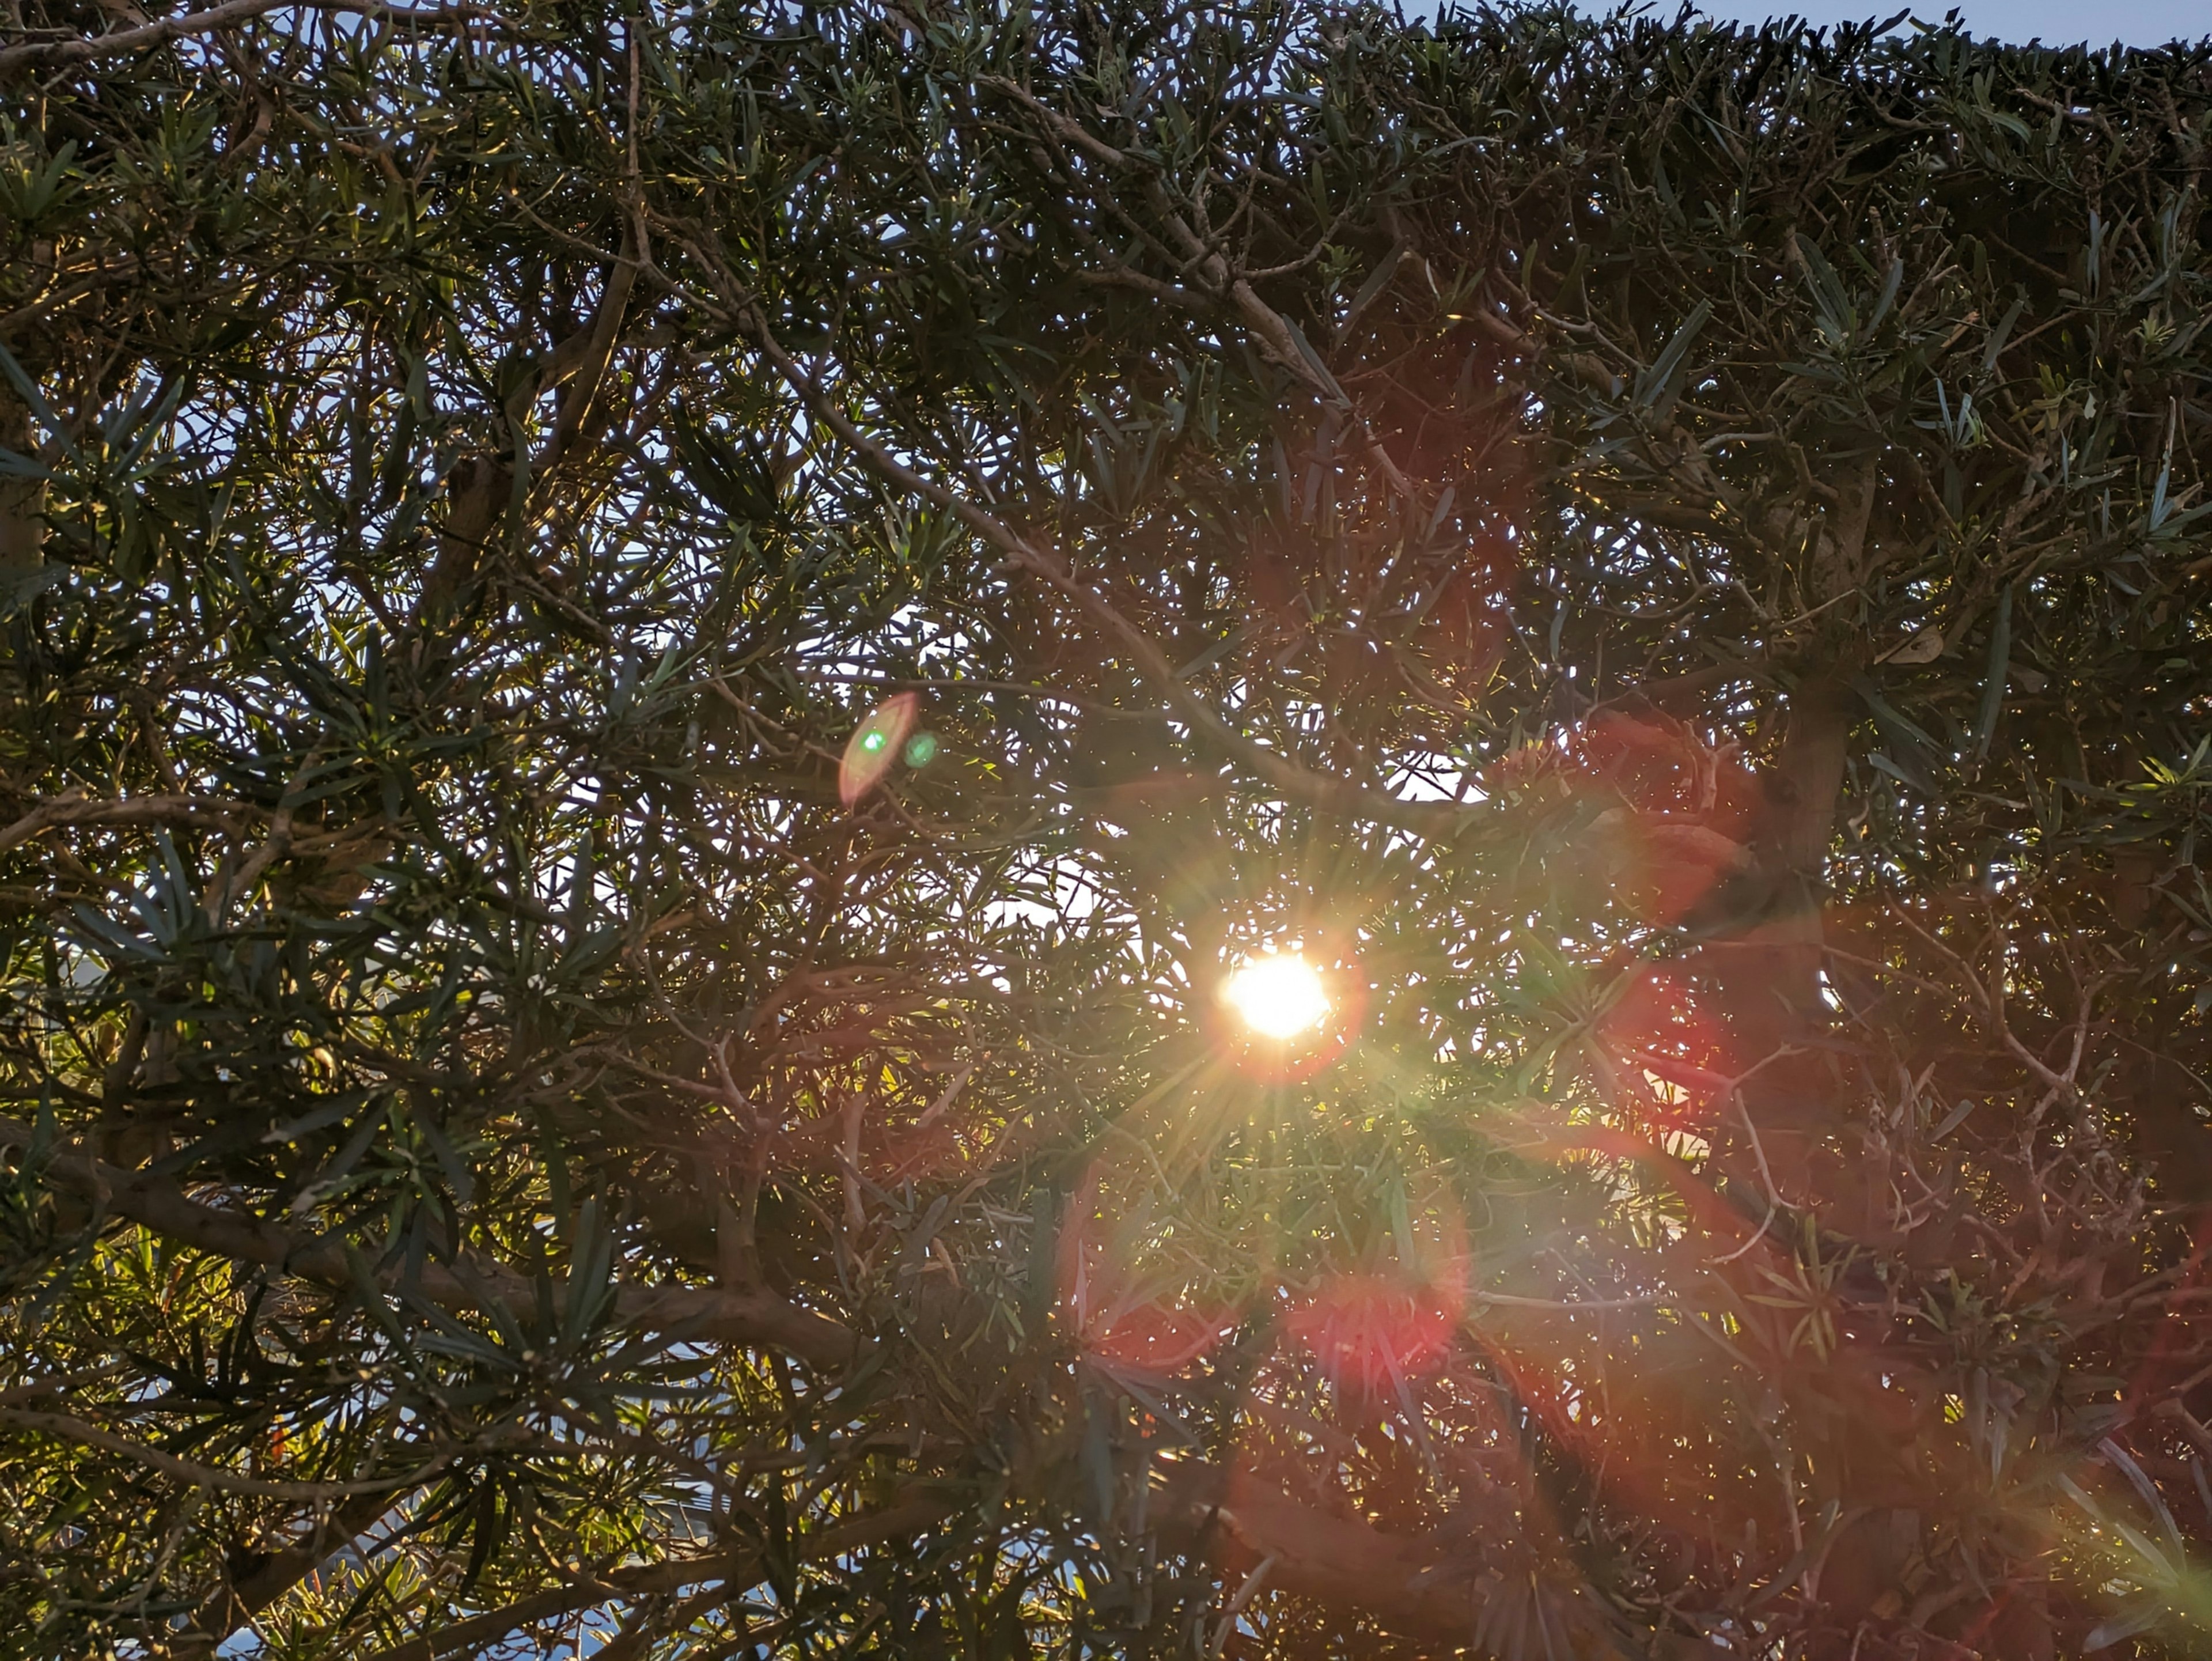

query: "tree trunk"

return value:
[0, 384, 46, 607]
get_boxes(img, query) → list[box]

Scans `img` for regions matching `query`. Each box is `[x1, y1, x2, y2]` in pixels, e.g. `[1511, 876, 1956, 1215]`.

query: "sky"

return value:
[1577, 2, 2210, 47]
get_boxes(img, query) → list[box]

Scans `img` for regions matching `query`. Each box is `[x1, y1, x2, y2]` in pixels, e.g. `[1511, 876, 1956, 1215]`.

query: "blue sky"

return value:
[1407, 3, 2210, 52]
[1572, 2, 2209, 47]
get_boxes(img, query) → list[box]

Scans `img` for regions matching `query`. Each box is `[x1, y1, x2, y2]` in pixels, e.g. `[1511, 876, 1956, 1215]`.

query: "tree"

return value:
[3, 1, 2211, 1655]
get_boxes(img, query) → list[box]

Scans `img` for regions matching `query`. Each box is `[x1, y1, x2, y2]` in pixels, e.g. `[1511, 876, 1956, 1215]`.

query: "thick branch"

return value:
[0, 1406, 449, 1499]
[531, 230, 640, 486]
[0, 790, 262, 855]
[0, 1117, 856, 1369]
[0, 384, 44, 601]
[0, 0, 505, 71]
[182, 1490, 400, 1656]
[366, 1493, 953, 1661]
[1156, 1463, 1641, 1659]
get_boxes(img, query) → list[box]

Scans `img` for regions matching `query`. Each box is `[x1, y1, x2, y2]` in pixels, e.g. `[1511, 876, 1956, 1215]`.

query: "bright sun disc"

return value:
[1222, 952, 1332, 1041]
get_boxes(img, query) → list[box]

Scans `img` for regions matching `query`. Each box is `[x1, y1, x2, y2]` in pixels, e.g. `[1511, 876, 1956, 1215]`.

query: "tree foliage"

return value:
[4, 2, 2212, 1656]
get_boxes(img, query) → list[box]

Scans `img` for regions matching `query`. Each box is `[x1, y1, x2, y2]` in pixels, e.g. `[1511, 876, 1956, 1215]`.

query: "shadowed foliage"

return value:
[4, 2, 2212, 1656]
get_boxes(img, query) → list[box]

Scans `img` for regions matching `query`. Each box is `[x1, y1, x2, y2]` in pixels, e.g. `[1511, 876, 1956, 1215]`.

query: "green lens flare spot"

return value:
[904, 733, 940, 767]
[861, 731, 888, 752]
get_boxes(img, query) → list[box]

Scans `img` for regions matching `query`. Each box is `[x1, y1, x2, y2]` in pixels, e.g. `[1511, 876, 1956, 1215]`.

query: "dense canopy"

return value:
[4, 2, 2212, 1656]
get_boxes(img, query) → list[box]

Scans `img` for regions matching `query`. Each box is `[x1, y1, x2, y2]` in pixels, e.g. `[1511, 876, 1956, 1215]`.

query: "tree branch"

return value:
[726, 300, 1468, 838]
[0, 790, 264, 854]
[1155, 1463, 1642, 1658]
[183, 1489, 401, 1656]
[0, 1115, 857, 1369]
[0, 1406, 450, 1499]
[0, 0, 507, 71]
[365, 1493, 953, 1661]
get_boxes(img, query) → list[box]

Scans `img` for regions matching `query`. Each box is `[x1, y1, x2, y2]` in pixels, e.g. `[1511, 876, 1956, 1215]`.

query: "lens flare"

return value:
[1221, 951, 1332, 1040]
[1291, 1273, 1457, 1395]
[839, 693, 919, 806]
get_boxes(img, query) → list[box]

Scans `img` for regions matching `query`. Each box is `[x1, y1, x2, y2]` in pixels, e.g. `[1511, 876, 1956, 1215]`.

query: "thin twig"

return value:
[0, 1406, 451, 1499]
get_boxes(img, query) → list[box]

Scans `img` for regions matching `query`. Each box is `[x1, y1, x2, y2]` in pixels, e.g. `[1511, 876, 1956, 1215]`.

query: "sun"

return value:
[1221, 951, 1332, 1041]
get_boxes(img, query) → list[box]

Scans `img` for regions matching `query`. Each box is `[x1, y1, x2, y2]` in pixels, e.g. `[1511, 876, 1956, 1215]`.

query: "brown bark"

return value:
[416, 452, 512, 630]
[1156, 1462, 1643, 1659]
[361, 1492, 950, 1661]
[171, 1489, 399, 1656]
[0, 383, 45, 606]
[1694, 451, 1883, 1194]
[0, 0, 498, 71]
[0, 1115, 857, 1368]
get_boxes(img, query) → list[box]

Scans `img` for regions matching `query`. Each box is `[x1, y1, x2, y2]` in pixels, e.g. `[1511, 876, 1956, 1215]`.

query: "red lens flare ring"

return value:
[839, 691, 920, 807]
[1290, 1272, 1459, 1395]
